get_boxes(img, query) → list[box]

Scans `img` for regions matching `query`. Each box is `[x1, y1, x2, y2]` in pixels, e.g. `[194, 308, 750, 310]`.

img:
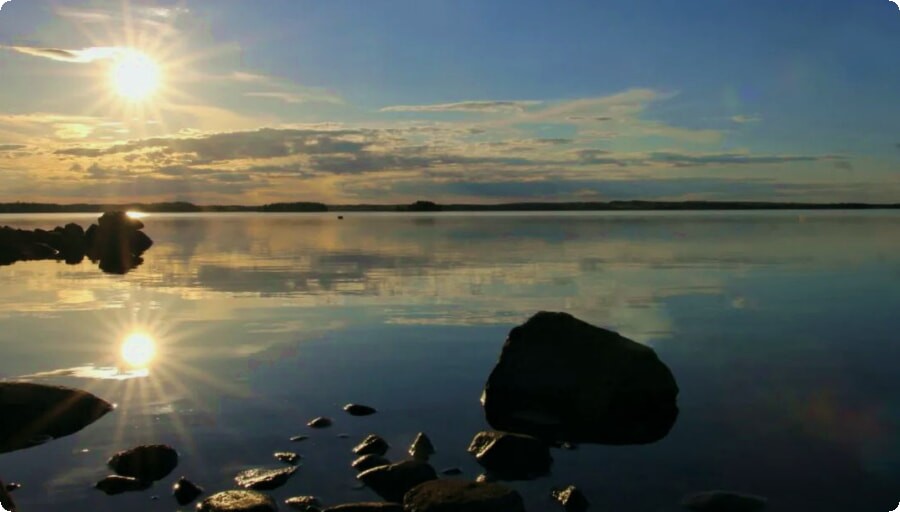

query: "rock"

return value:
[3, 483, 20, 492]
[409, 433, 435, 461]
[322, 503, 402, 512]
[440, 468, 462, 476]
[108, 444, 179, 481]
[285, 495, 322, 511]
[552, 485, 590, 512]
[172, 476, 203, 505]
[94, 475, 152, 495]
[275, 451, 301, 465]
[353, 434, 390, 456]
[357, 460, 437, 502]
[0, 480, 15, 512]
[681, 491, 768, 512]
[467, 431, 551, 480]
[482, 311, 679, 444]
[86, 211, 154, 274]
[235, 466, 297, 490]
[290, 435, 310, 442]
[352, 454, 391, 472]
[197, 490, 277, 511]
[344, 404, 377, 416]
[308, 417, 333, 428]
[403, 479, 526, 512]
[0, 382, 113, 454]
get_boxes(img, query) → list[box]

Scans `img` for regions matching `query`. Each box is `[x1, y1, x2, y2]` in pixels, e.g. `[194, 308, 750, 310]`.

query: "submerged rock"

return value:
[172, 476, 203, 505]
[3, 483, 21, 493]
[467, 431, 551, 480]
[552, 485, 590, 512]
[290, 435, 310, 442]
[408, 433, 435, 461]
[357, 460, 437, 502]
[275, 451, 301, 465]
[235, 466, 297, 490]
[197, 490, 277, 511]
[108, 444, 179, 481]
[353, 434, 390, 457]
[681, 491, 768, 511]
[322, 503, 402, 512]
[352, 454, 390, 472]
[0, 382, 113, 454]
[308, 417, 333, 428]
[482, 311, 679, 444]
[94, 475, 152, 495]
[440, 468, 463, 476]
[403, 479, 525, 512]
[285, 495, 322, 511]
[344, 404, 377, 416]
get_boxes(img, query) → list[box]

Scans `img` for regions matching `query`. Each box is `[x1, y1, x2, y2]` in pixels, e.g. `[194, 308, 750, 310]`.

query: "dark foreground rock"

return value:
[0, 479, 16, 512]
[173, 476, 204, 505]
[0, 211, 153, 274]
[197, 490, 277, 511]
[467, 431, 551, 480]
[285, 495, 322, 511]
[108, 444, 179, 481]
[681, 491, 768, 511]
[352, 454, 390, 472]
[403, 479, 525, 512]
[323, 503, 402, 512]
[0, 382, 113, 454]
[353, 434, 390, 456]
[235, 466, 297, 490]
[552, 485, 590, 512]
[409, 432, 435, 461]
[94, 475, 152, 495]
[483, 311, 679, 444]
[357, 460, 438, 502]
[344, 403, 377, 416]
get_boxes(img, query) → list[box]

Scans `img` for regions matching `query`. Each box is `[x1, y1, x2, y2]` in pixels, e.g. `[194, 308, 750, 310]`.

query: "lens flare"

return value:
[121, 332, 156, 368]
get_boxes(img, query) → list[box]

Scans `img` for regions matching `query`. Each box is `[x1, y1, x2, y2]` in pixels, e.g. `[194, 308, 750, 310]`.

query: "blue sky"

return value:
[0, 0, 897, 203]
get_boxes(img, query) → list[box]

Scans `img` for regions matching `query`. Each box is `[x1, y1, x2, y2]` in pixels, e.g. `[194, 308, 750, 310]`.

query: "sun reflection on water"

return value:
[121, 332, 156, 369]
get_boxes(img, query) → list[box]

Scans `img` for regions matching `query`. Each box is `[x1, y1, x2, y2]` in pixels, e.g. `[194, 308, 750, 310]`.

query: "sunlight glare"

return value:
[110, 51, 160, 101]
[126, 210, 147, 219]
[121, 332, 156, 368]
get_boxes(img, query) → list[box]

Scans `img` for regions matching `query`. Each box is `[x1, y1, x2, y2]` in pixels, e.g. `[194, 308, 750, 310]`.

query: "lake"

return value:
[0, 211, 898, 511]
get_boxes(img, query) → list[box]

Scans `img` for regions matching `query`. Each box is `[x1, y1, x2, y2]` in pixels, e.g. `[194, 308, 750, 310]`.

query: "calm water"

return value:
[0, 211, 898, 511]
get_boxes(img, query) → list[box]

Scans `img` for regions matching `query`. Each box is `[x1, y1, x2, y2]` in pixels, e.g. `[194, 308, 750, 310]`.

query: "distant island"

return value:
[0, 199, 898, 214]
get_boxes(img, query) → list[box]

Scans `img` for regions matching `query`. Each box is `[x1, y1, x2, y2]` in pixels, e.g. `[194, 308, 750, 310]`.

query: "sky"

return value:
[0, 0, 898, 204]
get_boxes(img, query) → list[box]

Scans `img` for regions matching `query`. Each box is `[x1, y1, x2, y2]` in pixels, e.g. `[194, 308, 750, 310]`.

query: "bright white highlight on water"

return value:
[121, 332, 156, 368]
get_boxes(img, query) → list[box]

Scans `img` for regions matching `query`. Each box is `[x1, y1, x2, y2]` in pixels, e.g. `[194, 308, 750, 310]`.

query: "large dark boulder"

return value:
[482, 311, 679, 444]
[467, 431, 551, 480]
[108, 444, 179, 481]
[403, 479, 525, 512]
[0, 382, 113, 453]
[357, 460, 438, 502]
[87, 211, 153, 274]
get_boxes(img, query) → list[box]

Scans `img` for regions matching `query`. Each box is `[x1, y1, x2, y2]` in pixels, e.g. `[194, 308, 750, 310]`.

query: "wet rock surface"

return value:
[403, 479, 526, 512]
[552, 485, 590, 512]
[467, 431, 552, 480]
[352, 454, 390, 472]
[353, 434, 390, 456]
[0, 382, 113, 454]
[357, 460, 438, 502]
[197, 490, 278, 512]
[322, 503, 402, 512]
[285, 495, 322, 511]
[290, 435, 310, 442]
[308, 417, 333, 428]
[94, 475, 152, 495]
[172, 476, 204, 505]
[344, 404, 377, 416]
[275, 451, 301, 465]
[681, 491, 768, 511]
[0, 211, 154, 274]
[235, 466, 297, 490]
[483, 311, 679, 444]
[108, 444, 179, 482]
[3, 483, 20, 493]
[408, 432, 435, 461]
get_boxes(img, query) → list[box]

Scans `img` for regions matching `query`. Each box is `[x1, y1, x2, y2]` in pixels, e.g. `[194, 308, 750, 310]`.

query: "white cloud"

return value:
[381, 100, 541, 113]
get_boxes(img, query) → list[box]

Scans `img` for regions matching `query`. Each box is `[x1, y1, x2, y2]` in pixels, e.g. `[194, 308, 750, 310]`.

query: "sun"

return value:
[110, 51, 161, 101]
[121, 332, 157, 368]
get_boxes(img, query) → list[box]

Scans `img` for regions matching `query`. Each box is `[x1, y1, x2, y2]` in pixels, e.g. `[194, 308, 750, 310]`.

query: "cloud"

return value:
[380, 100, 541, 113]
[0, 144, 26, 151]
[2, 45, 127, 63]
[646, 152, 835, 167]
[731, 114, 762, 124]
[245, 91, 343, 105]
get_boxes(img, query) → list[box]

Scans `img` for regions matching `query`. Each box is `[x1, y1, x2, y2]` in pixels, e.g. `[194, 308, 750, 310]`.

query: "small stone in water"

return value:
[408, 432, 435, 461]
[290, 435, 310, 442]
[552, 485, 590, 512]
[343, 404, 377, 416]
[197, 490, 277, 512]
[308, 417, 333, 428]
[285, 495, 322, 511]
[235, 467, 297, 491]
[352, 454, 390, 472]
[172, 476, 203, 505]
[94, 475, 152, 495]
[4, 483, 21, 492]
[441, 467, 463, 476]
[275, 451, 301, 465]
[337, 433, 350, 439]
[353, 434, 390, 456]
